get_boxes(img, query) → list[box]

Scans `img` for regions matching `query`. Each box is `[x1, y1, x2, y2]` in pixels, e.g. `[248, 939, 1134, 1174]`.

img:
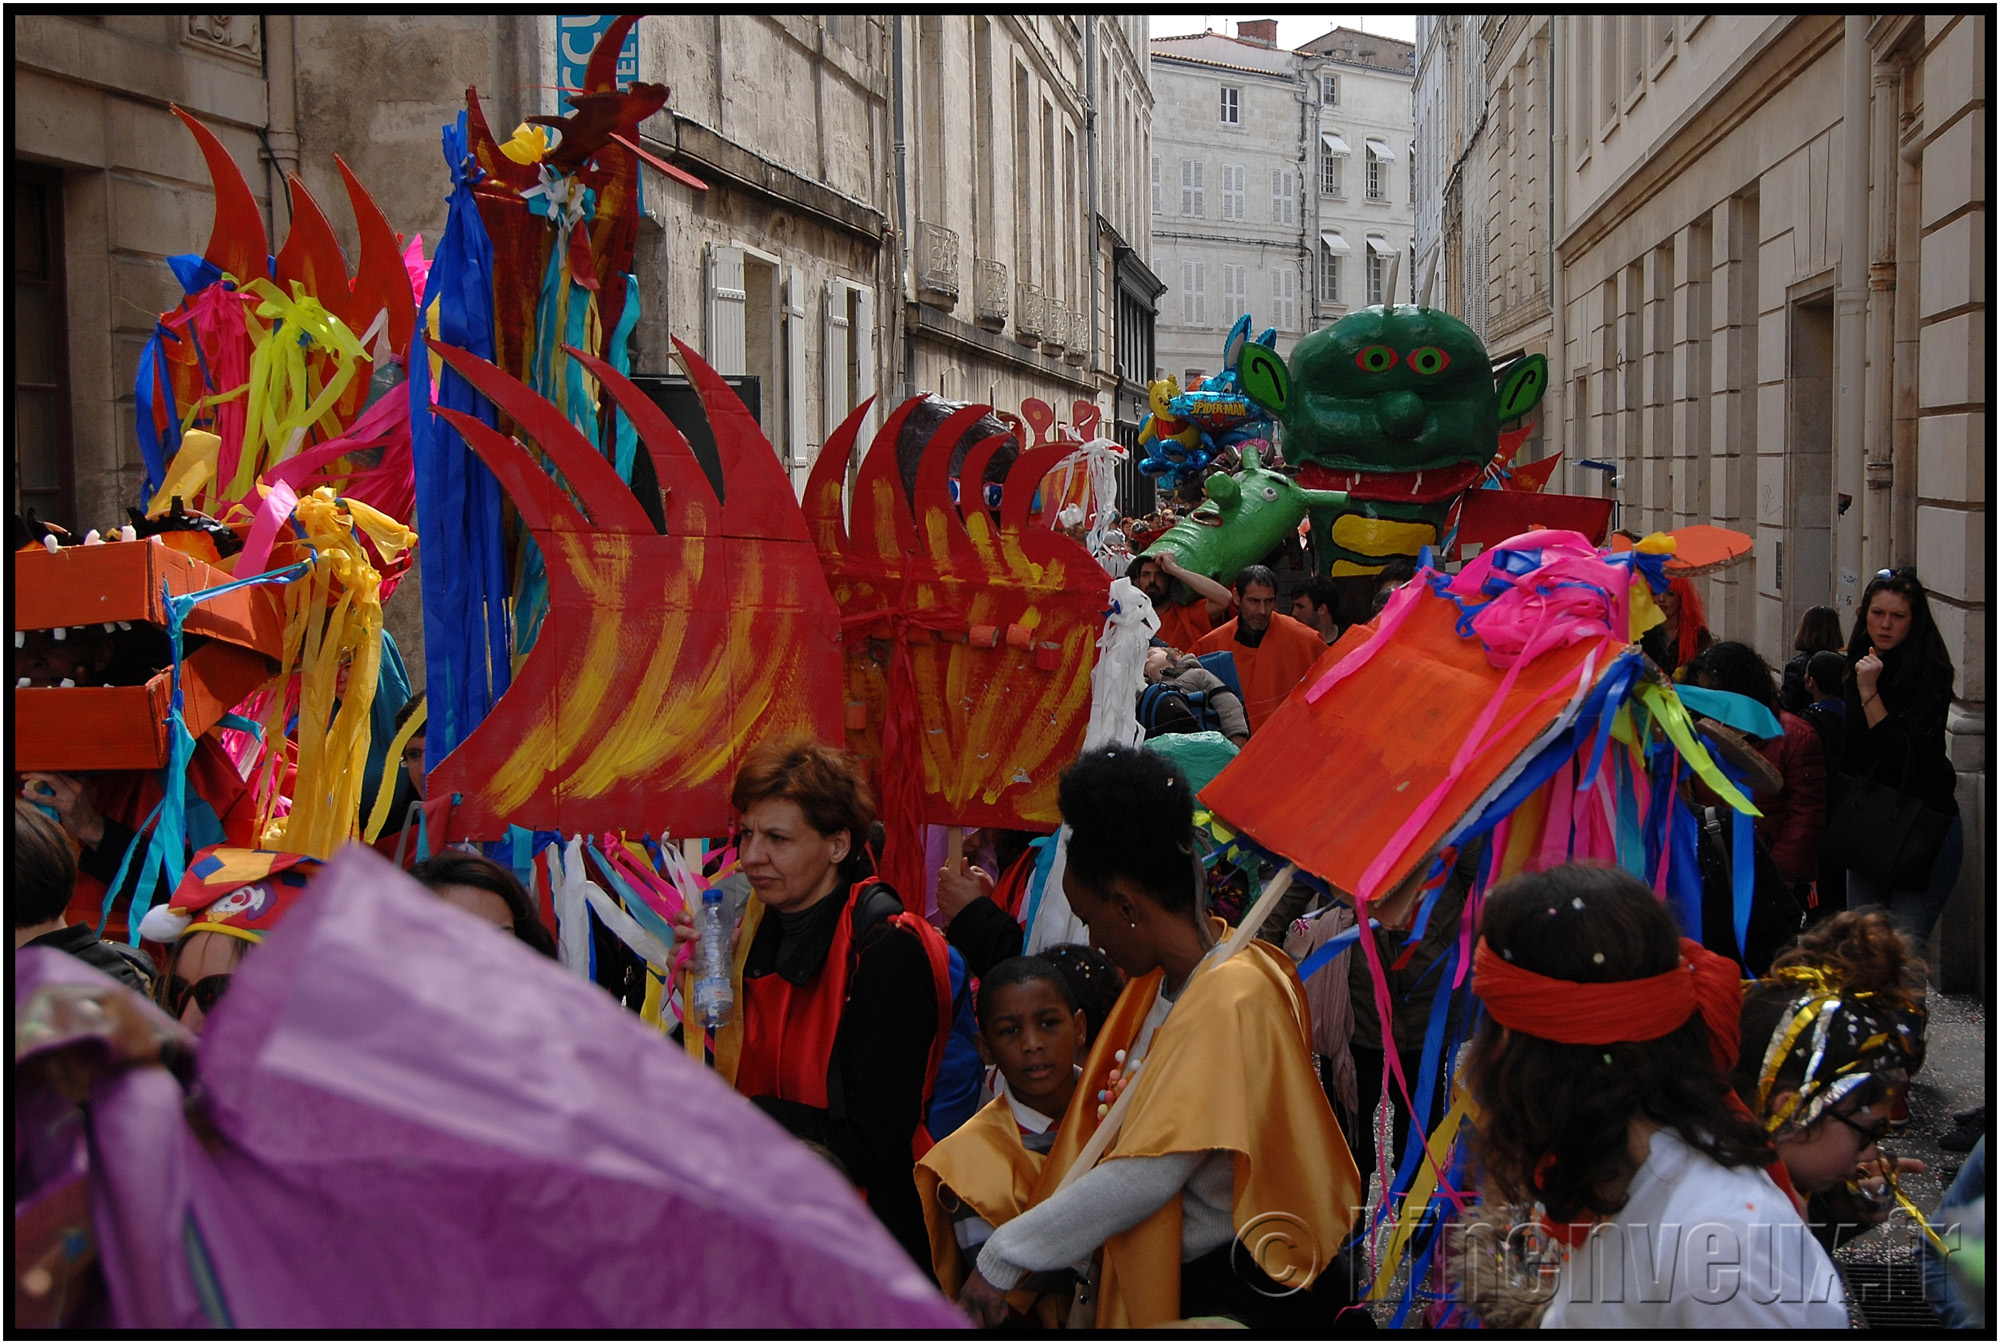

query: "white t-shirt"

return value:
[1541, 1128, 1848, 1329]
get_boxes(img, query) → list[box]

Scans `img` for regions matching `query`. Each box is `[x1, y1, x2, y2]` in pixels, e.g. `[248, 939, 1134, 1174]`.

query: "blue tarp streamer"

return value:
[414, 113, 513, 772]
[116, 559, 312, 943]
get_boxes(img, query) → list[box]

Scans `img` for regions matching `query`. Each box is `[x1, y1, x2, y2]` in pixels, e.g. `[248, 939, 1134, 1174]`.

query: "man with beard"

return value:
[1125, 551, 1233, 653]
[1190, 565, 1329, 734]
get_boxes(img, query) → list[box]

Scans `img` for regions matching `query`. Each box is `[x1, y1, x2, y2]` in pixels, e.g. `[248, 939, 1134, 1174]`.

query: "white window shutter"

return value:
[785, 264, 808, 470]
[851, 286, 876, 444]
[707, 244, 747, 377]
[822, 282, 851, 440]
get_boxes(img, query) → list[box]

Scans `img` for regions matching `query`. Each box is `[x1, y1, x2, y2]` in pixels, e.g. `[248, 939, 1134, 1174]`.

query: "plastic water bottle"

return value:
[691, 889, 735, 1031]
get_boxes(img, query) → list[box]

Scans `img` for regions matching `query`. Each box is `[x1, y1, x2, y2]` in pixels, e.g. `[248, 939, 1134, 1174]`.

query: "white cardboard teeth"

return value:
[120, 525, 138, 541]
[103, 623, 117, 633]
[58, 678, 74, 688]
[42, 536, 59, 554]
[15, 678, 28, 688]
[12, 631, 22, 649]
[117, 621, 132, 631]
[51, 627, 66, 641]
[84, 530, 102, 545]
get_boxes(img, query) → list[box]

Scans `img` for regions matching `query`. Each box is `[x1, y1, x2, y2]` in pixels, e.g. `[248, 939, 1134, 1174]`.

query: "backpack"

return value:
[838, 882, 973, 1160]
[1137, 681, 1222, 738]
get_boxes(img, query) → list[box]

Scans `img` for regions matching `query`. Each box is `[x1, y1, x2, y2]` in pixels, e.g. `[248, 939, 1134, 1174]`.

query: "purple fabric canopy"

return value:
[39, 845, 964, 1329]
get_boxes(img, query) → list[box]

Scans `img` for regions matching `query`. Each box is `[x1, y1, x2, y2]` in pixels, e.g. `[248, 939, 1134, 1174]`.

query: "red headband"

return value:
[1473, 936, 1742, 1071]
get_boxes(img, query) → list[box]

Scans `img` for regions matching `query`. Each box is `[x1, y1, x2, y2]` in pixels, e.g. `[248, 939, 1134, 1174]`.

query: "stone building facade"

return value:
[12, 14, 1160, 650]
[1148, 26, 1312, 388]
[1297, 27, 1417, 329]
[1418, 13, 1988, 985]
[895, 15, 1160, 446]
[1149, 22, 1414, 392]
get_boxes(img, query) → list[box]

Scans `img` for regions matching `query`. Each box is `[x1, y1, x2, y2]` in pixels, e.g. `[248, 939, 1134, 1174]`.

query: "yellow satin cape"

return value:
[1036, 928, 1364, 1328]
[915, 1096, 1062, 1325]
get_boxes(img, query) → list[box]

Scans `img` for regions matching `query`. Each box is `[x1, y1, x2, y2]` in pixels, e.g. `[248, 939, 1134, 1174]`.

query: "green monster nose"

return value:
[1375, 390, 1427, 440]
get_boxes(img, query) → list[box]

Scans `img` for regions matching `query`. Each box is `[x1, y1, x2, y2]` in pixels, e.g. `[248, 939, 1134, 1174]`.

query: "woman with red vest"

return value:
[675, 739, 948, 1277]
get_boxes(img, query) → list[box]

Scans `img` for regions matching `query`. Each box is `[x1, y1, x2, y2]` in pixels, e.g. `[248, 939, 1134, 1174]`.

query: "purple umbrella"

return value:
[52, 845, 966, 1329]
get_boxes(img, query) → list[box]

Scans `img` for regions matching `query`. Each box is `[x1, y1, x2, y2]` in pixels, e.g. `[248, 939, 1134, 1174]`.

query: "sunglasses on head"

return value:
[1874, 567, 1918, 582]
[159, 972, 234, 1018]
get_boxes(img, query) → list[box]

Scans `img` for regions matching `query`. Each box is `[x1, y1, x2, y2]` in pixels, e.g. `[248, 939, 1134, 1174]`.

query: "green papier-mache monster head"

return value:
[1236, 305, 1547, 474]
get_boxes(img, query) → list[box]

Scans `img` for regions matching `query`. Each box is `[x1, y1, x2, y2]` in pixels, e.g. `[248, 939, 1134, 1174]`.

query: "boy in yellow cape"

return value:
[916, 955, 1087, 1326]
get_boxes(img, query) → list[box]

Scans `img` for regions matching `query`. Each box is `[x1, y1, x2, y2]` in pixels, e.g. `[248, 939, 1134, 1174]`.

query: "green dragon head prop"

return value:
[1236, 305, 1546, 474]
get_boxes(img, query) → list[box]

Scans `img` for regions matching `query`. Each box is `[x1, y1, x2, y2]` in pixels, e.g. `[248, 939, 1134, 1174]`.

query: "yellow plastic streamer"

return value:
[1634, 680, 1761, 818]
[1369, 1090, 1472, 1301]
[255, 488, 389, 858]
[361, 697, 426, 843]
[148, 429, 221, 515]
[229, 280, 371, 503]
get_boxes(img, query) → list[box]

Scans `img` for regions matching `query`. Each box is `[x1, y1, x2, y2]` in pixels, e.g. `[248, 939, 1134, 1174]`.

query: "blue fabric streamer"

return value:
[606, 272, 642, 481]
[414, 113, 513, 772]
[1295, 919, 1380, 982]
[167, 253, 223, 296]
[1674, 684, 1783, 741]
[1018, 833, 1062, 941]
[133, 328, 179, 498]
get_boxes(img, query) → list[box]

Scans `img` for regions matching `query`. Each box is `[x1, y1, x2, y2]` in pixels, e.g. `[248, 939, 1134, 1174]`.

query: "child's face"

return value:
[978, 979, 1085, 1119]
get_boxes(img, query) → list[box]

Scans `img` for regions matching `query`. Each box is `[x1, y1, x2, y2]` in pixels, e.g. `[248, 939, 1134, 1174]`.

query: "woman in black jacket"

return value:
[1841, 570, 1961, 945]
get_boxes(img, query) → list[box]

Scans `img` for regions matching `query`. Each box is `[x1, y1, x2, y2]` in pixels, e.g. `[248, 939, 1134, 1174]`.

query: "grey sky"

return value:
[1147, 14, 1418, 49]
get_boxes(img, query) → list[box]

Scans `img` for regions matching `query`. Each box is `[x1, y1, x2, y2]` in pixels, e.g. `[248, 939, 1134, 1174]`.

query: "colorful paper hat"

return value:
[141, 846, 323, 945]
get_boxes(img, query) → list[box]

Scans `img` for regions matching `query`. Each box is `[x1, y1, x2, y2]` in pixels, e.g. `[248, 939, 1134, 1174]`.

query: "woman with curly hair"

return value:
[1736, 910, 1929, 1251]
[1465, 863, 1846, 1327]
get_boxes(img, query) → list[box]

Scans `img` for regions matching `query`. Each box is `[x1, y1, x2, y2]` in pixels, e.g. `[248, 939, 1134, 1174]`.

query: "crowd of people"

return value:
[13, 531, 1981, 1327]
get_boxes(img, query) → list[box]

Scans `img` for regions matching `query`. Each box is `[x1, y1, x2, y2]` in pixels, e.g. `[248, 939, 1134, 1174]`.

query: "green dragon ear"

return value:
[1495, 353, 1548, 422]
[1238, 342, 1291, 419]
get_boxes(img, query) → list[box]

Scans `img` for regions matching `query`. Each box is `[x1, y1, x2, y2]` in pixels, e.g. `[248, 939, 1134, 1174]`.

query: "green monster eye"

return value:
[1405, 346, 1451, 375]
[1355, 344, 1397, 373]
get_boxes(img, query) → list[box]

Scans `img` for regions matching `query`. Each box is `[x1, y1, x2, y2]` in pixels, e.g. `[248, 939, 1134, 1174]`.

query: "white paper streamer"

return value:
[1083, 577, 1157, 753]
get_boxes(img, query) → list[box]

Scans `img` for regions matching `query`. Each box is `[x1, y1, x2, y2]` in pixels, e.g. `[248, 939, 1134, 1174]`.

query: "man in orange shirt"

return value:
[1127, 552, 1234, 654]
[1191, 565, 1329, 734]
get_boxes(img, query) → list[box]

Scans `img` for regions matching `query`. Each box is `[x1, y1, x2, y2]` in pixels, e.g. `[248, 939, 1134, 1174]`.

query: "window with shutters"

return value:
[1222, 263, 1247, 323]
[1221, 163, 1245, 221]
[1319, 145, 1342, 197]
[1180, 159, 1204, 216]
[1319, 248, 1340, 304]
[1180, 261, 1206, 326]
[1410, 143, 1418, 203]
[1219, 86, 1240, 124]
[1321, 73, 1339, 105]
[1271, 169, 1296, 224]
[1367, 248, 1386, 306]
[1270, 266, 1295, 332]
[1366, 147, 1386, 201]
[1151, 154, 1162, 215]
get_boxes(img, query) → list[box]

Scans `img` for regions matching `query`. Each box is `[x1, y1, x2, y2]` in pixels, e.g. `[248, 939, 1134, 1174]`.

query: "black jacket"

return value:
[1842, 651, 1958, 813]
[24, 922, 157, 995]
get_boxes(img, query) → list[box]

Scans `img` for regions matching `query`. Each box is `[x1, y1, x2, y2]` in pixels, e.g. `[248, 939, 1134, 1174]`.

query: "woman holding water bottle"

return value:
[672, 738, 946, 1276]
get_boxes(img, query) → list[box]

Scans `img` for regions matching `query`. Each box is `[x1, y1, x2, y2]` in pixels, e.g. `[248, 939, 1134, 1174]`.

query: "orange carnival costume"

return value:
[1155, 599, 1214, 655]
[1192, 613, 1329, 733]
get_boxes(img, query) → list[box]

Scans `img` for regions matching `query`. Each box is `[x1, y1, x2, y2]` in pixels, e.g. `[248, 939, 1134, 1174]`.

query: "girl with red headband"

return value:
[1465, 863, 1849, 1328]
